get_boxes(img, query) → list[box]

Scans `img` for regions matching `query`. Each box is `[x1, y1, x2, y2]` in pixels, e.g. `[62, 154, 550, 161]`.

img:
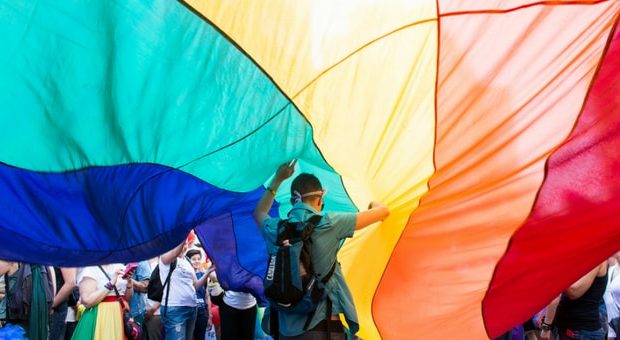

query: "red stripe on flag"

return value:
[483, 16, 620, 338]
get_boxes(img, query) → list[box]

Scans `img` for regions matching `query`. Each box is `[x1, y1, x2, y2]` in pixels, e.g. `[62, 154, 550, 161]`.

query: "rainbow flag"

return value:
[1, 1, 619, 338]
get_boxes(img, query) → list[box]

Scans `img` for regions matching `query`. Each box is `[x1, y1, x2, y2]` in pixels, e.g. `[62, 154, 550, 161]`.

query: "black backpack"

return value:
[263, 215, 335, 314]
[146, 259, 176, 315]
[6, 264, 54, 321]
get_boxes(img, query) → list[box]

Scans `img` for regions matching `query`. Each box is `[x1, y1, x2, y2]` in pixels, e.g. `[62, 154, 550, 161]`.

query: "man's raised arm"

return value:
[253, 160, 296, 227]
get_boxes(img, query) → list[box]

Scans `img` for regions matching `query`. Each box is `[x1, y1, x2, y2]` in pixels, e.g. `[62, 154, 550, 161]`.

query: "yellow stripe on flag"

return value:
[183, 2, 438, 338]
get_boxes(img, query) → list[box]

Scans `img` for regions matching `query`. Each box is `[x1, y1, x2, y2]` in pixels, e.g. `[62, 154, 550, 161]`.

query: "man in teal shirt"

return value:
[253, 161, 389, 339]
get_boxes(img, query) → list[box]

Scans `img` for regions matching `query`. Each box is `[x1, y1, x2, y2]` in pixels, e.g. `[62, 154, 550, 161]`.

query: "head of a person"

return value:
[290, 173, 326, 212]
[185, 249, 202, 272]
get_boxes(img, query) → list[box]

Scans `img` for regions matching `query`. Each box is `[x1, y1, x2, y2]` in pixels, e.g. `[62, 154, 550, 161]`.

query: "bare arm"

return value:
[161, 243, 185, 265]
[565, 263, 605, 299]
[79, 276, 113, 309]
[0, 262, 17, 301]
[80, 267, 126, 309]
[48, 266, 57, 297]
[540, 295, 560, 340]
[145, 301, 160, 321]
[53, 268, 77, 308]
[131, 278, 149, 293]
[194, 271, 210, 290]
[0, 261, 17, 277]
[208, 265, 218, 282]
[125, 279, 133, 301]
[355, 201, 390, 230]
[206, 289, 213, 326]
[253, 161, 296, 227]
[543, 295, 560, 324]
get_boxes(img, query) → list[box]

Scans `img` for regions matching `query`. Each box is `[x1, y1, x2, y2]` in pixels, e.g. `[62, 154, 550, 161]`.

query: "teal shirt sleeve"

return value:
[260, 217, 280, 253]
[324, 212, 357, 239]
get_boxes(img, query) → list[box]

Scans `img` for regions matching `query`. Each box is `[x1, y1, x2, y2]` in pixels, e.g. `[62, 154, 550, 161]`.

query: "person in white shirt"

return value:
[159, 236, 209, 340]
[220, 290, 257, 340]
[71, 264, 134, 340]
[208, 266, 257, 340]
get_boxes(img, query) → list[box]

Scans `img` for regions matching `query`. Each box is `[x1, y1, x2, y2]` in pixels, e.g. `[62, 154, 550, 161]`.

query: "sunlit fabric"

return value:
[1, 0, 619, 338]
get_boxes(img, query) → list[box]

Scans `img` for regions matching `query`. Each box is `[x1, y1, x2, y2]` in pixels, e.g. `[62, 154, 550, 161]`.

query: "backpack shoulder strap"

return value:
[163, 259, 177, 288]
[275, 219, 294, 245]
[276, 218, 288, 232]
[163, 258, 177, 316]
[301, 214, 322, 241]
[321, 262, 337, 285]
[304, 214, 337, 284]
[307, 214, 322, 226]
[97, 266, 124, 307]
[299, 215, 325, 279]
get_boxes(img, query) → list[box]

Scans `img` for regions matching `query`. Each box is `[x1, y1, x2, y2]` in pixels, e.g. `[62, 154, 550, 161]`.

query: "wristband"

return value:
[267, 187, 276, 196]
[541, 322, 553, 331]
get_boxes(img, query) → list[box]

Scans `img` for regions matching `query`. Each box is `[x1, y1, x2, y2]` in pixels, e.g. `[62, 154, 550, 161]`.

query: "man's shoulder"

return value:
[320, 212, 357, 239]
[321, 211, 355, 225]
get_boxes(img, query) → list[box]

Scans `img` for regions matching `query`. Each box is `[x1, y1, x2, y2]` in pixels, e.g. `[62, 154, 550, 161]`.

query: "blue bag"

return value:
[263, 215, 335, 314]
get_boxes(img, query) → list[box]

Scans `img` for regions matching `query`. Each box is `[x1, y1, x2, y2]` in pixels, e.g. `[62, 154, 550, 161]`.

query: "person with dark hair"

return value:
[1, 261, 56, 340]
[185, 249, 211, 340]
[159, 236, 209, 340]
[253, 161, 390, 339]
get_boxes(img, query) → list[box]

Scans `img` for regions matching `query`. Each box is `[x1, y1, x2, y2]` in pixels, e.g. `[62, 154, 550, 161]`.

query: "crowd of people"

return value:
[7, 163, 619, 340]
[0, 162, 391, 340]
[0, 241, 227, 340]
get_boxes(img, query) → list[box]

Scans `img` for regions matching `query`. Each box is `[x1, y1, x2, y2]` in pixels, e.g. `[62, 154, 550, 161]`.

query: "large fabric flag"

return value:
[1, 1, 619, 338]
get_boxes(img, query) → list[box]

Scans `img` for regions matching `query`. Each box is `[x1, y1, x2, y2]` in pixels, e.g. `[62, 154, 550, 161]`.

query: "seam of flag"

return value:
[289, 17, 437, 99]
[177, 0, 357, 209]
[441, 0, 611, 17]
[0, 210, 197, 255]
[367, 1, 440, 338]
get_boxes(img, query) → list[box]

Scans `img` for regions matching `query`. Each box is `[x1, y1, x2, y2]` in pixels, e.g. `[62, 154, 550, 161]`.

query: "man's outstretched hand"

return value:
[368, 201, 387, 210]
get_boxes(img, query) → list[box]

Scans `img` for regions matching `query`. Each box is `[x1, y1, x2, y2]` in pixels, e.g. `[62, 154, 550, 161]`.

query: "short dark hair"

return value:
[290, 173, 322, 197]
[186, 249, 202, 259]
